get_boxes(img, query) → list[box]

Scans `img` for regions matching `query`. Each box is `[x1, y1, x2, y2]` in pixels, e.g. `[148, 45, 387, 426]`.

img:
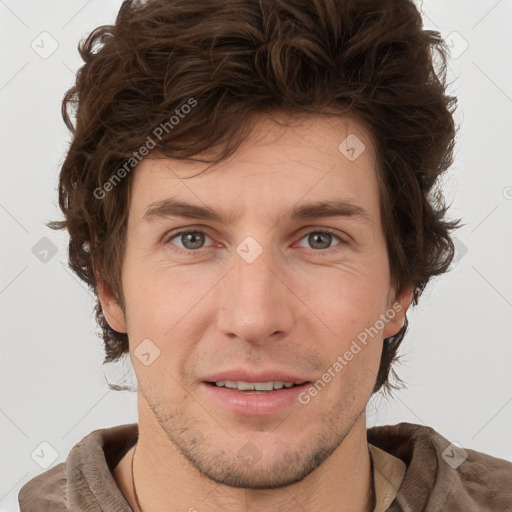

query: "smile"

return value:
[211, 380, 300, 392]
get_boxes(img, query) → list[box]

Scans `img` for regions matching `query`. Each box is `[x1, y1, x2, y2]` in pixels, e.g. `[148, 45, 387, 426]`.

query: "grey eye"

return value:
[307, 232, 334, 250]
[170, 231, 211, 251]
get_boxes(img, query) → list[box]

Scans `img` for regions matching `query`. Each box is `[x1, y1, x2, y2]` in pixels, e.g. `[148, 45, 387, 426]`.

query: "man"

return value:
[18, 0, 512, 510]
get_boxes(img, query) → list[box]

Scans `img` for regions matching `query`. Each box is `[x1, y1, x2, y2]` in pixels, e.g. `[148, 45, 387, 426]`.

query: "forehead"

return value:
[128, 113, 380, 223]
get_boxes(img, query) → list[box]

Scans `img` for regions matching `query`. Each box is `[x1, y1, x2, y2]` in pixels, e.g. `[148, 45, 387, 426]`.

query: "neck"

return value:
[126, 413, 374, 512]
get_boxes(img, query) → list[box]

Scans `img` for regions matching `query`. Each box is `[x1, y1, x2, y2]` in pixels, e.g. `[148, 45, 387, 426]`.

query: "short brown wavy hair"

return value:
[49, 0, 461, 393]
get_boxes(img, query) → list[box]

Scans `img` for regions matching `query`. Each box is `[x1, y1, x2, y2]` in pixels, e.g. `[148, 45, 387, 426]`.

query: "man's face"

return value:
[101, 113, 409, 489]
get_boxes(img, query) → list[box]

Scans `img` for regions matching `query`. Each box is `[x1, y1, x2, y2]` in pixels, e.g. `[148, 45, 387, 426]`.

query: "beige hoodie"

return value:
[18, 422, 512, 511]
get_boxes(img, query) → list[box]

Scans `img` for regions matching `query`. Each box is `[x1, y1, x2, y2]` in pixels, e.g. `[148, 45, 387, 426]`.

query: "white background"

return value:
[1, 1, 511, 510]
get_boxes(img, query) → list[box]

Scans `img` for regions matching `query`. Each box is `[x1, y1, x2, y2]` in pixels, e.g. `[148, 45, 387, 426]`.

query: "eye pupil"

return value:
[309, 232, 331, 250]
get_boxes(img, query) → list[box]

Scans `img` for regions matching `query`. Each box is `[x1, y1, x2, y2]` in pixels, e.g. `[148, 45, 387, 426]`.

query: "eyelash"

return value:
[163, 228, 348, 255]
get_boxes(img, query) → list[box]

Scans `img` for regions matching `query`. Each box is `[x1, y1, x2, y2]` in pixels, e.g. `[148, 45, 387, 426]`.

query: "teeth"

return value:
[214, 380, 296, 391]
[254, 382, 274, 391]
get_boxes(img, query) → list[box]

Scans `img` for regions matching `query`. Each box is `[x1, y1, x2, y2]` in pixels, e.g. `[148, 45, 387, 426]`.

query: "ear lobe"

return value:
[383, 286, 414, 339]
[96, 279, 127, 333]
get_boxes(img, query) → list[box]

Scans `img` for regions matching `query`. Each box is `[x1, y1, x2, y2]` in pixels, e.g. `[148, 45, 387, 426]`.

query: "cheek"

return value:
[308, 265, 390, 330]
[122, 261, 216, 348]
[303, 269, 389, 383]
[122, 269, 203, 387]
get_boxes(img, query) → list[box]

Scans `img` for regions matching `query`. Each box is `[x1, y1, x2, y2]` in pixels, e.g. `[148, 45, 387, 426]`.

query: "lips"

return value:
[200, 380, 312, 415]
[198, 369, 312, 415]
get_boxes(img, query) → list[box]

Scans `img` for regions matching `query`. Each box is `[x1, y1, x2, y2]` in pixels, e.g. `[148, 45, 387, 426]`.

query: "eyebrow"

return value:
[142, 198, 372, 225]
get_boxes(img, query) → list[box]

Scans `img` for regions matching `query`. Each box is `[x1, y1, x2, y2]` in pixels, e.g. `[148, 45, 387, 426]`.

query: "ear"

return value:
[97, 279, 127, 333]
[382, 285, 414, 339]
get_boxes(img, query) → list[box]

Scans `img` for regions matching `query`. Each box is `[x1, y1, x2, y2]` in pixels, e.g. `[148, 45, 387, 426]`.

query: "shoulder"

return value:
[18, 423, 138, 512]
[450, 446, 512, 511]
[368, 422, 512, 511]
[18, 462, 67, 512]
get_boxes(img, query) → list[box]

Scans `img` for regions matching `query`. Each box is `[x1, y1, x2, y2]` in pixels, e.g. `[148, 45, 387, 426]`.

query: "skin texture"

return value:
[100, 113, 413, 512]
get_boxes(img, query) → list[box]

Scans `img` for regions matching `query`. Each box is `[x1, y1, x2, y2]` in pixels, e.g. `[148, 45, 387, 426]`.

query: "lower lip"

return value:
[200, 382, 310, 416]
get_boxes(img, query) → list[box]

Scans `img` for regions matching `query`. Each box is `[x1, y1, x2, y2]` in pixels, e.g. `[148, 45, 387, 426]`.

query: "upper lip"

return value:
[202, 370, 310, 385]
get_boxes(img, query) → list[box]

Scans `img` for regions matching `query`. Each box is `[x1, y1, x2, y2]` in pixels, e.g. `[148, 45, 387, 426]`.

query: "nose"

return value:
[216, 242, 296, 346]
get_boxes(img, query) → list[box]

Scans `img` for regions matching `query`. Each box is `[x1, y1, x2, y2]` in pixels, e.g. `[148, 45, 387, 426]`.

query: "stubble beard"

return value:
[140, 383, 365, 490]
